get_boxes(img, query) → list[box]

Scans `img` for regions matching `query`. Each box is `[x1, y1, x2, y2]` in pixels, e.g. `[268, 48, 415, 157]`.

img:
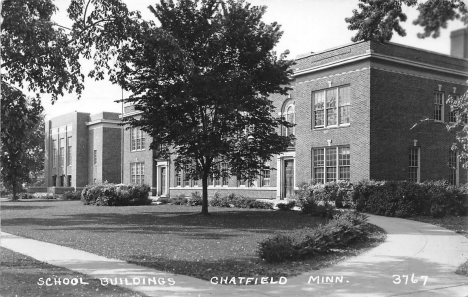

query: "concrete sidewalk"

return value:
[2, 214, 468, 296]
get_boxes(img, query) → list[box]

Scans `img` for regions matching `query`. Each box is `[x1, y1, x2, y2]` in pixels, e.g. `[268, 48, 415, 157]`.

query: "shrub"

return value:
[276, 200, 296, 211]
[19, 193, 35, 199]
[351, 180, 468, 218]
[209, 193, 273, 209]
[186, 192, 202, 206]
[81, 183, 151, 206]
[62, 191, 82, 200]
[168, 194, 188, 205]
[258, 211, 369, 263]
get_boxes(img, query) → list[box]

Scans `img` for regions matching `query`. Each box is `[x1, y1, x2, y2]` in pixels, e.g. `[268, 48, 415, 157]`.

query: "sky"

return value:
[42, 0, 467, 120]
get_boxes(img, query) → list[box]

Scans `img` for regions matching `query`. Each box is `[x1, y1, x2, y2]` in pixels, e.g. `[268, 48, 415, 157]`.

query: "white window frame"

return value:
[434, 92, 444, 122]
[312, 85, 351, 129]
[408, 147, 420, 183]
[131, 162, 145, 185]
[312, 146, 350, 183]
[130, 127, 146, 151]
[449, 150, 459, 186]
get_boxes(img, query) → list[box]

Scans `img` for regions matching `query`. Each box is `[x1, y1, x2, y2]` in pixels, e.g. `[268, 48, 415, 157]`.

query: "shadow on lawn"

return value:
[1, 205, 54, 210]
[1, 207, 326, 237]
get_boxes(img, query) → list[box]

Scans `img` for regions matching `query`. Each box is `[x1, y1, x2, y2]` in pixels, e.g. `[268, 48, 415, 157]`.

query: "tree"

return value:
[1, 83, 44, 199]
[1, 0, 141, 197]
[119, 0, 294, 214]
[345, 0, 467, 43]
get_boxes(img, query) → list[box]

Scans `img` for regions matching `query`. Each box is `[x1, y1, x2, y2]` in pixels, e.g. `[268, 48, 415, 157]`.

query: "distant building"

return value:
[44, 112, 122, 193]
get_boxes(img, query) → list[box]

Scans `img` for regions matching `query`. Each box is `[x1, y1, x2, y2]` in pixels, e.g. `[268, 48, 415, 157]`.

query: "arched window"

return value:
[282, 100, 295, 136]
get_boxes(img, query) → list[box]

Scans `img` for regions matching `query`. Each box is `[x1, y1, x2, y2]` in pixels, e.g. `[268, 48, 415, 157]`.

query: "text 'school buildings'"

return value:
[45, 29, 468, 198]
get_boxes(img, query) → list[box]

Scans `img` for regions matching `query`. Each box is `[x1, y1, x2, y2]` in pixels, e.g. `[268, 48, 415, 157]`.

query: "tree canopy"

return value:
[1, 83, 44, 199]
[120, 0, 294, 214]
[345, 0, 467, 42]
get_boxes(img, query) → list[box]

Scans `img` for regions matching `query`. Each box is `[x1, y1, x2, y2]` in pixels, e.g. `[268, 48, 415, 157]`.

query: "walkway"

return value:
[2, 215, 468, 296]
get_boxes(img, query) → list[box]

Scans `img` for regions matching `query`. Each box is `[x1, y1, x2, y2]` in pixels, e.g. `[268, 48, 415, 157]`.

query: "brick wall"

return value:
[370, 68, 467, 182]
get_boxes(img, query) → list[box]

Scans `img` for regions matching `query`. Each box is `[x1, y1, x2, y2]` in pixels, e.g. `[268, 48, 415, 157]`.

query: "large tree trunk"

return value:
[201, 171, 209, 215]
[12, 183, 18, 200]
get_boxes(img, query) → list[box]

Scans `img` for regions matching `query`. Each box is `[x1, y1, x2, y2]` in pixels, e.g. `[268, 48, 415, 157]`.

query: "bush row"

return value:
[294, 180, 468, 218]
[81, 183, 152, 206]
[209, 192, 273, 209]
[352, 180, 468, 217]
[257, 211, 369, 263]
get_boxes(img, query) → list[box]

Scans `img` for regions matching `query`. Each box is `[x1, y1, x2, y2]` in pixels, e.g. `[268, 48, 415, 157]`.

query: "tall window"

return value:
[449, 150, 458, 186]
[261, 162, 271, 187]
[67, 137, 72, 166]
[313, 85, 350, 128]
[59, 147, 64, 168]
[176, 171, 181, 187]
[130, 128, 145, 151]
[449, 95, 460, 123]
[282, 102, 295, 136]
[221, 162, 229, 186]
[52, 140, 57, 168]
[93, 150, 97, 165]
[313, 146, 351, 183]
[434, 92, 444, 122]
[131, 162, 145, 184]
[408, 148, 420, 182]
[183, 165, 190, 187]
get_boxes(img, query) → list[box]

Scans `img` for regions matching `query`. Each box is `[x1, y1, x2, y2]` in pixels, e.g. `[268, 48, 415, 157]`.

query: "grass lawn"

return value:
[1, 200, 385, 282]
[0, 247, 146, 297]
[409, 215, 468, 276]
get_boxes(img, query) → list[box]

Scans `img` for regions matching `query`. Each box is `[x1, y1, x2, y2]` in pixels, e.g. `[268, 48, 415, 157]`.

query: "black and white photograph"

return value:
[1, 0, 467, 296]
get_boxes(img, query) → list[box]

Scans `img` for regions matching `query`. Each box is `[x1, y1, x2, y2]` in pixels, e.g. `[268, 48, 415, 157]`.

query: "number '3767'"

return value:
[393, 274, 428, 286]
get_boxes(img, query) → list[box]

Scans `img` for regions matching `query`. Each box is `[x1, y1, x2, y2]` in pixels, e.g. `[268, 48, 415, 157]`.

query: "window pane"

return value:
[325, 148, 336, 166]
[314, 168, 324, 184]
[338, 86, 350, 106]
[434, 93, 443, 121]
[339, 147, 350, 166]
[326, 89, 337, 126]
[339, 106, 350, 124]
[314, 92, 324, 127]
[339, 167, 350, 180]
[326, 167, 336, 182]
[315, 110, 324, 126]
[313, 149, 324, 167]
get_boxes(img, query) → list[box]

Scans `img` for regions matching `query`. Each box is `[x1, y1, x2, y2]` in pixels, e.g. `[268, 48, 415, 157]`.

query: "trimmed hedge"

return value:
[81, 183, 152, 206]
[257, 211, 369, 263]
[353, 180, 468, 217]
[62, 190, 82, 200]
[209, 192, 273, 209]
[294, 180, 468, 218]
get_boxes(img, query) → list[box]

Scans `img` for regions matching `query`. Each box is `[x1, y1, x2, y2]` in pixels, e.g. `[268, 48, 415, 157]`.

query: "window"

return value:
[282, 102, 295, 136]
[59, 147, 64, 168]
[313, 86, 350, 128]
[183, 165, 190, 187]
[449, 95, 460, 123]
[52, 140, 57, 168]
[176, 171, 181, 187]
[93, 150, 97, 165]
[449, 150, 458, 186]
[313, 146, 350, 183]
[408, 148, 420, 182]
[261, 162, 271, 187]
[130, 162, 145, 184]
[221, 162, 228, 186]
[434, 92, 444, 122]
[67, 137, 72, 166]
[130, 128, 145, 151]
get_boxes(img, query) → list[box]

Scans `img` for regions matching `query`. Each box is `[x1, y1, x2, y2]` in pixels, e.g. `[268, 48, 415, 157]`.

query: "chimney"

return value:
[450, 28, 468, 59]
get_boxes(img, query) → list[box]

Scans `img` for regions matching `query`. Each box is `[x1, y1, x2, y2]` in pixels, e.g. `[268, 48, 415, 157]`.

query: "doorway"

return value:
[283, 159, 294, 199]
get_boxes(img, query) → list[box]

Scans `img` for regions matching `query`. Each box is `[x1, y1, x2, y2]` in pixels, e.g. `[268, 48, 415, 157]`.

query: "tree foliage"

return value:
[1, 83, 44, 199]
[345, 0, 467, 42]
[1, 0, 142, 101]
[120, 0, 294, 214]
